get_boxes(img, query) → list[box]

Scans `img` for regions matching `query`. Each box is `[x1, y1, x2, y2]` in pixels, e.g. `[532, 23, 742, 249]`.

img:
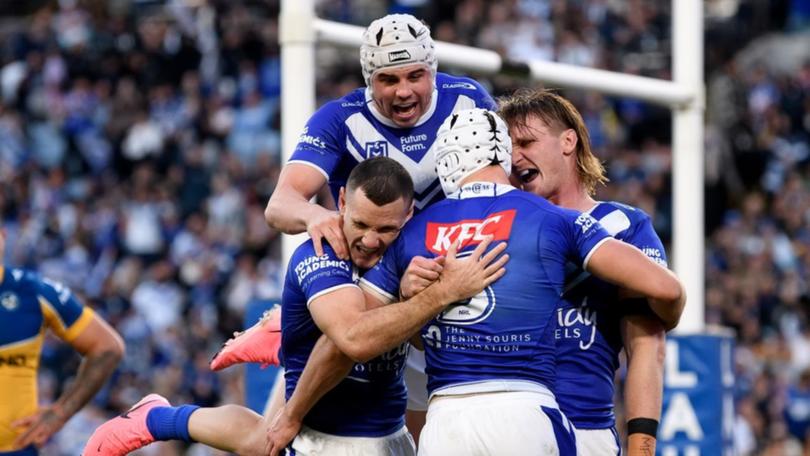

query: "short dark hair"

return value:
[346, 157, 414, 206]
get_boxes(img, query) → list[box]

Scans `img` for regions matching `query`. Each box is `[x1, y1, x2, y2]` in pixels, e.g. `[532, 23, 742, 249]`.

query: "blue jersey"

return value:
[289, 73, 496, 211]
[361, 182, 611, 395]
[280, 241, 408, 437]
[0, 267, 94, 451]
[554, 201, 668, 429]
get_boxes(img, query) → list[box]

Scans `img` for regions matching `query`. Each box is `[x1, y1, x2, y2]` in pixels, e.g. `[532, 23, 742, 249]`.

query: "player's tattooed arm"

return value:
[627, 434, 656, 456]
[622, 317, 664, 456]
[626, 417, 660, 456]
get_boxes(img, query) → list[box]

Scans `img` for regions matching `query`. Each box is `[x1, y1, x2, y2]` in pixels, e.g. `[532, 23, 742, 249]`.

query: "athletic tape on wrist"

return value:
[627, 417, 659, 437]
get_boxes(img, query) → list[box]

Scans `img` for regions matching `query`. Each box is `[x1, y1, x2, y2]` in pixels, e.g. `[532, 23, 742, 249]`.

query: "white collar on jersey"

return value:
[446, 182, 517, 199]
[364, 87, 439, 128]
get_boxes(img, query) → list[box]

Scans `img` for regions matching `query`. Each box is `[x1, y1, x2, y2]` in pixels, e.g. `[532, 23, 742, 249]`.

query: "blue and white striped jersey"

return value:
[288, 73, 496, 212]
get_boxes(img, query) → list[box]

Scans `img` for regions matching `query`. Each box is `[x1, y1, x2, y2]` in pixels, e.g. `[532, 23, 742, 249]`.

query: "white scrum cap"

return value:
[434, 108, 513, 195]
[360, 14, 437, 88]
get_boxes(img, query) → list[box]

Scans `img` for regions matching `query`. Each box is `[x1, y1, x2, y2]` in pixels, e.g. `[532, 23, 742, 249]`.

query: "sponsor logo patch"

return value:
[0, 354, 26, 367]
[388, 50, 412, 63]
[574, 213, 598, 234]
[441, 82, 476, 90]
[556, 299, 598, 350]
[298, 126, 327, 150]
[364, 141, 389, 158]
[0, 292, 19, 311]
[425, 209, 516, 255]
[438, 284, 496, 325]
[294, 254, 351, 284]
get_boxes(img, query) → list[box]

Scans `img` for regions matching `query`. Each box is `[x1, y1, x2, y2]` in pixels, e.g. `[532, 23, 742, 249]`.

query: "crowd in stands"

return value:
[0, 0, 807, 453]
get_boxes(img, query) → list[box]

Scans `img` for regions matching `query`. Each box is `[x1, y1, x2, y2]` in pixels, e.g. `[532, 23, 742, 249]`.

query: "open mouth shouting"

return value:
[516, 167, 540, 184]
[392, 102, 418, 121]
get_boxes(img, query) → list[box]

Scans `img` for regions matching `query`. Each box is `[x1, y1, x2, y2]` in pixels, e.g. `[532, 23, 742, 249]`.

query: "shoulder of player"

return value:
[478, 191, 579, 231]
[503, 189, 564, 216]
[397, 207, 436, 240]
[593, 201, 653, 235]
[291, 239, 352, 267]
[596, 201, 651, 219]
[435, 72, 487, 94]
[0, 267, 55, 311]
[0, 267, 43, 292]
[316, 89, 367, 117]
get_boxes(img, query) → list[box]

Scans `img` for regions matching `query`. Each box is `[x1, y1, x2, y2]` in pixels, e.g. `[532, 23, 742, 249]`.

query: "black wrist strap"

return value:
[627, 418, 659, 437]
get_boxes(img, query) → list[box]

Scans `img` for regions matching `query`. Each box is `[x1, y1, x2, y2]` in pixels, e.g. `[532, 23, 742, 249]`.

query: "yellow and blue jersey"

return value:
[0, 266, 94, 452]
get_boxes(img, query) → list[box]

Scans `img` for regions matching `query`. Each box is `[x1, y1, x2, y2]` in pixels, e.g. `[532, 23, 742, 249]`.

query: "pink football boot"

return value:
[210, 305, 282, 371]
[83, 394, 170, 456]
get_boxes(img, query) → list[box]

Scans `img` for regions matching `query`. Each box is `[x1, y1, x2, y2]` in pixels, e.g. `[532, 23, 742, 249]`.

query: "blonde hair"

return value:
[498, 89, 607, 195]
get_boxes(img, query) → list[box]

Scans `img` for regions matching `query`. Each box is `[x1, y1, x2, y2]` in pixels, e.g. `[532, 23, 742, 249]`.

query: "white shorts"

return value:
[404, 349, 428, 412]
[575, 428, 621, 456]
[418, 391, 577, 455]
[287, 425, 415, 456]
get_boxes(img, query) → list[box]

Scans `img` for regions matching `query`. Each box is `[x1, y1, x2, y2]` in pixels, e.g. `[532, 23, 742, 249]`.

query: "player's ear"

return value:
[338, 187, 347, 215]
[404, 199, 414, 224]
[560, 128, 578, 156]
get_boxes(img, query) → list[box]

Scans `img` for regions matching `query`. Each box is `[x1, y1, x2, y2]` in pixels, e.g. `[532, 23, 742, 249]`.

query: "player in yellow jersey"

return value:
[0, 231, 125, 455]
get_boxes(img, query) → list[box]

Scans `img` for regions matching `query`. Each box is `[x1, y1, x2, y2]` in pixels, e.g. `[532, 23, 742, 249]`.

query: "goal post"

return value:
[278, 0, 704, 332]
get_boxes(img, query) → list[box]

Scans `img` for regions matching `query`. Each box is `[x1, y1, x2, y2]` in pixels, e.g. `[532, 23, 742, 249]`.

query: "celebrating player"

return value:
[83, 158, 506, 456]
[499, 89, 669, 455]
[216, 12, 497, 440]
[264, 14, 495, 255]
[358, 108, 684, 454]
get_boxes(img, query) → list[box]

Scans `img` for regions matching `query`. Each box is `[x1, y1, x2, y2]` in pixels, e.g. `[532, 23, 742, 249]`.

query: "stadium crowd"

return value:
[0, 0, 808, 454]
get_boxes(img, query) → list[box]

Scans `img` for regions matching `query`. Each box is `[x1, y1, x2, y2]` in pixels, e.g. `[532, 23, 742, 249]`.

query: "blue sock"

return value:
[145, 405, 200, 442]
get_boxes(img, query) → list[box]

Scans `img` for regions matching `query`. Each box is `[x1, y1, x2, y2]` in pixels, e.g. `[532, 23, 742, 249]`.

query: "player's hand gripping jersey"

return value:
[0, 268, 94, 451]
[289, 73, 495, 212]
[554, 201, 669, 430]
[281, 241, 408, 437]
[361, 182, 612, 395]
